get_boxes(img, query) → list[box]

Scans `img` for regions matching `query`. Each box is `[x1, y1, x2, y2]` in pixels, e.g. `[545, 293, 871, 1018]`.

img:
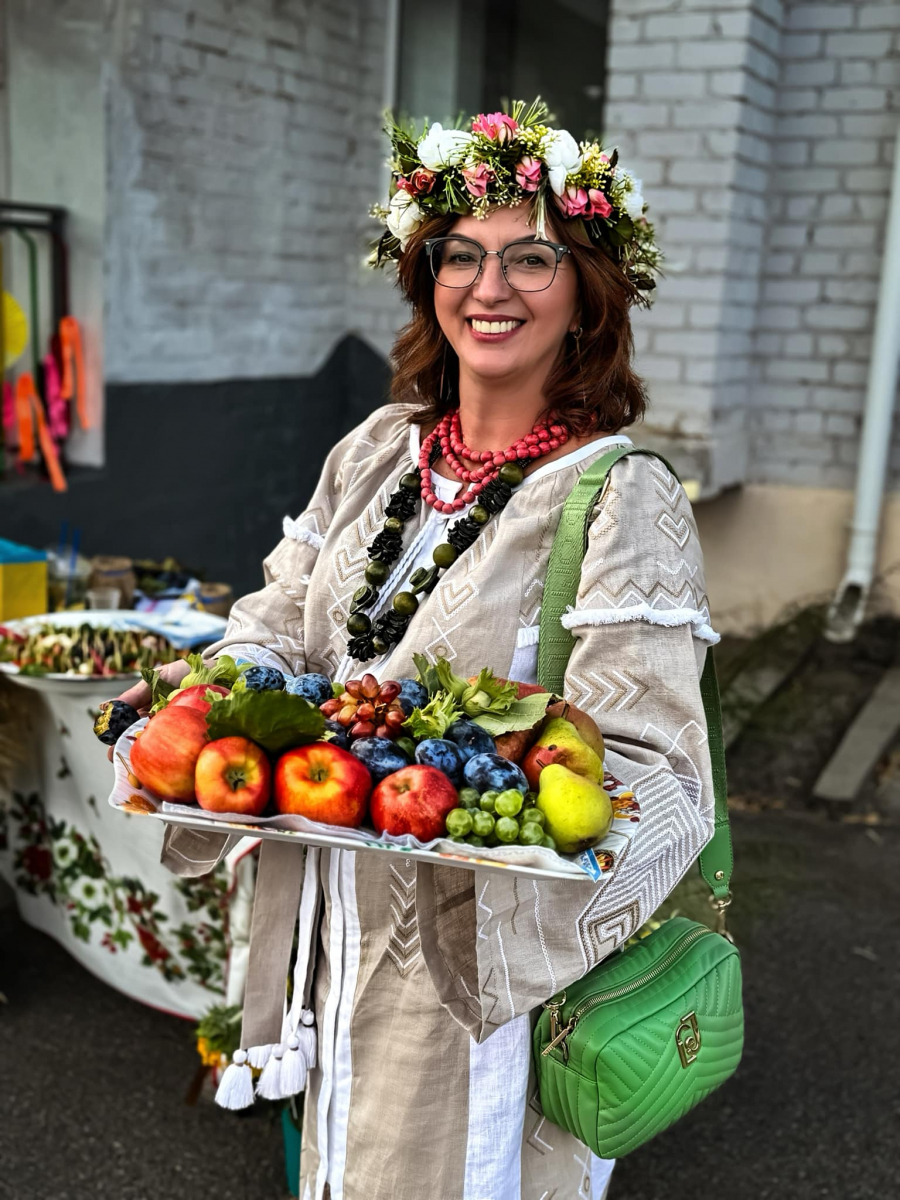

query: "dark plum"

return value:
[93, 700, 140, 747]
[240, 665, 285, 692]
[446, 719, 494, 762]
[463, 753, 529, 796]
[414, 738, 465, 783]
[286, 672, 333, 706]
[350, 737, 408, 782]
[323, 720, 351, 750]
[396, 678, 429, 716]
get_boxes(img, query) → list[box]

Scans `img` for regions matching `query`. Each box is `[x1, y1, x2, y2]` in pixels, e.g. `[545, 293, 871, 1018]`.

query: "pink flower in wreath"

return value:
[586, 188, 613, 219]
[395, 176, 416, 196]
[410, 167, 436, 194]
[515, 156, 542, 192]
[472, 112, 518, 144]
[554, 185, 590, 218]
[462, 163, 494, 198]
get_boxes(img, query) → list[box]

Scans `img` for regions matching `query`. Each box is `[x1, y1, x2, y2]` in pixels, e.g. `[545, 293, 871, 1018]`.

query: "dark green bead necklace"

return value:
[344, 451, 527, 663]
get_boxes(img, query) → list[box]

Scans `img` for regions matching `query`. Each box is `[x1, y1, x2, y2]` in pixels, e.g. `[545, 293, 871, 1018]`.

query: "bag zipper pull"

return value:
[541, 1017, 575, 1061]
[543, 992, 566, 1044]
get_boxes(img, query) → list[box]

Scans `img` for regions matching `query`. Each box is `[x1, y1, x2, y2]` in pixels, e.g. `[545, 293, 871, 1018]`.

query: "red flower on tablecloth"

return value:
[1, 791, 230, 991]
[20, 845, 52, 882]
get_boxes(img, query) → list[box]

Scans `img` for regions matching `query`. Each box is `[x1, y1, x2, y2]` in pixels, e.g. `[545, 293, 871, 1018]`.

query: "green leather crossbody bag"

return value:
[533, 446, 744, 1160]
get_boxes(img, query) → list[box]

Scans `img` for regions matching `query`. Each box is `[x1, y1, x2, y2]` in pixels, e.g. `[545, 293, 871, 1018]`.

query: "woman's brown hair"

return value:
[389, 204, 648, 436]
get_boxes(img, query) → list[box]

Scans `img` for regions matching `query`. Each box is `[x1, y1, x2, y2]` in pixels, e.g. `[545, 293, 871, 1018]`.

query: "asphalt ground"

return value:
[2, 810, 898, 1200]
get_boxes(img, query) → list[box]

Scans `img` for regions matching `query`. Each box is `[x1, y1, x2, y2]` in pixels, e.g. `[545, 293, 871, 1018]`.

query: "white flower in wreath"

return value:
[69, 874, 108, 909]
[417, 122, 473, 170]
[544, 129, 583, 196]
[624, 178, 645, 220]
[52, 835, 79, 870]
[386, 189, 425, 250]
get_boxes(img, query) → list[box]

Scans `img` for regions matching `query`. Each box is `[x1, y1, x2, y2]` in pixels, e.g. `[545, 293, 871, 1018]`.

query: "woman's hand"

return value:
[105, 658, 192, 761]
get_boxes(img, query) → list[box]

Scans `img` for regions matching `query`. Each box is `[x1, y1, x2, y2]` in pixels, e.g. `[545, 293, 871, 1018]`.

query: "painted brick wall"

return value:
[753, 0, 900, 487]
[103, 0, 402, 385]
[604, 0, 900, 492]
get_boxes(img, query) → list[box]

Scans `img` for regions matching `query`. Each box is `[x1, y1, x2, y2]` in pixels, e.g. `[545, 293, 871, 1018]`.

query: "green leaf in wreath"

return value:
[205, 689, 324, 754]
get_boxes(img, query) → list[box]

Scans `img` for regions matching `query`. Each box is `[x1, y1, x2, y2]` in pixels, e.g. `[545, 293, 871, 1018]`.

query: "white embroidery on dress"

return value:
[561, 603, 720, 645]
[282, 517, 324, 549]
[532, 881, 557, 993]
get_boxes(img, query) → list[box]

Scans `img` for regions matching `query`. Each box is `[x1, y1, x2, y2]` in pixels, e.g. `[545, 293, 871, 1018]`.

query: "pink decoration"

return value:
[586, 189, 613, 219]
[43, 352, 69, 442]
[514, 156, 542, 193]
[554, 186, 590, 218]
[471, 112, 519, 144]
[461, 163, 494, 198]
[1, 381, 13, 431]
[409, 167, 436, 195]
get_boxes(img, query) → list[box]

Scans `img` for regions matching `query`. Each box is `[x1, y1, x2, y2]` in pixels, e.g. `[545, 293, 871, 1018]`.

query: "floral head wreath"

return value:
[369, 98, 661, 306]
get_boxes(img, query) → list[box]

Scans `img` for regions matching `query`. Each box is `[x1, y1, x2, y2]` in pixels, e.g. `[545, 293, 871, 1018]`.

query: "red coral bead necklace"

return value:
[419, 409, 571, 514]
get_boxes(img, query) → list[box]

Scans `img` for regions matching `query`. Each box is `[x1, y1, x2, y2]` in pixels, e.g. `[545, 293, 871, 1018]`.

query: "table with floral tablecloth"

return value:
[0, 673, 253, 1019]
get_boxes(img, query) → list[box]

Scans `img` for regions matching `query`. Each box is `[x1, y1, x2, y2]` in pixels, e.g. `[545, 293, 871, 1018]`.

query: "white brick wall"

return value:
[606, 0, 900, 492]
[104, 0, 400, 384]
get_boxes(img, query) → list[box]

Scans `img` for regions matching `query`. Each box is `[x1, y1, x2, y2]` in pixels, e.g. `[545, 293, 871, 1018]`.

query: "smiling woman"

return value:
[393, 204, 647, 439]
[146, 99, 723, 1200]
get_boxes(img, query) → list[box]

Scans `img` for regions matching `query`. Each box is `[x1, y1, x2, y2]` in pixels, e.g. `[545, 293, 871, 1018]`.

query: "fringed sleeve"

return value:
[416, 453, 720, 1042]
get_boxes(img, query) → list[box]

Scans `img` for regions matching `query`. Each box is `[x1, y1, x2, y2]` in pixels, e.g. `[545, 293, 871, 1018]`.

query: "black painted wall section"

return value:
[0, 336, 392, 599]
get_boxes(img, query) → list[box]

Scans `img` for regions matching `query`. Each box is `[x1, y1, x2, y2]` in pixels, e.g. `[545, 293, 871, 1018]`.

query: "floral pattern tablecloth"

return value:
[0, 675, 242, 1019]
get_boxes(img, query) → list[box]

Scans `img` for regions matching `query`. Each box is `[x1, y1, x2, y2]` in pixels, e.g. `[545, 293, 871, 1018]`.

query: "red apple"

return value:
[167, 684, 230, 715]
[130, 706, 208, 801]
[522, 741, 567, 791]
[274, 743, 371, 827]
[370, 764, 459, 842]
[195, 737, 271, 816]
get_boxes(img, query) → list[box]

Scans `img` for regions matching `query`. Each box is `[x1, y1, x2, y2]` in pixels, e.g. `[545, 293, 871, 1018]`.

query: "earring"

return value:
[438, 343, 447, 404]
[571, 327, 588, 407]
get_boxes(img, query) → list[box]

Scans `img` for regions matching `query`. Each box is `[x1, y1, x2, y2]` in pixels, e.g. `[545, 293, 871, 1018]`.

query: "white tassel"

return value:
[278, 1033, 309, 1097]
[214, 1049, 255, 1111]
[298, 1009, 317, 1071]
[255, 1044, 285, 1100]
[247, 1042, 276, 1070]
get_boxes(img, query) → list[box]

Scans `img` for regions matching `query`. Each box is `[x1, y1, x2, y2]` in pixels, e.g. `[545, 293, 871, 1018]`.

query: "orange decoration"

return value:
[15, 374, 36, 462]
[13, 372, 67, 491]
[59, 315, 88, 430]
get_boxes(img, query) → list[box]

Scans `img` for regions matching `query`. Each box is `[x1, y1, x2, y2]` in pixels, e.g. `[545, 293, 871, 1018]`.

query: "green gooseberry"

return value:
[518, 822, 545, 846]
[521, 808, 546, 827]
[495, 817, 520, 843]
[445, 808, 473, 838]
[479, 790, 500, 813]
[495, 789, 524, 818]
[471, 810, 495, 838]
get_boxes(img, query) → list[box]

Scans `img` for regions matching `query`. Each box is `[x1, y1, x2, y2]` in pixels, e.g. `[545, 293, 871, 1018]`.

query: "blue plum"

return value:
[446, 719, 494, 762]
[463, 753, 529, 796]
[350, 737, 408, 782]
[415, 738, 465, 783]
[396, 678, 429, 716]
[323, 720, 350, 751]
[286, 672, 333, 706]
[240, 665, 285, 692]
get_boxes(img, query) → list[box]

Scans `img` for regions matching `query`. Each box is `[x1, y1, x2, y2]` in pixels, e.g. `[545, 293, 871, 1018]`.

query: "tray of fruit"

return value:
[0, 612, 181, 682]
[100, 654, 642, 882]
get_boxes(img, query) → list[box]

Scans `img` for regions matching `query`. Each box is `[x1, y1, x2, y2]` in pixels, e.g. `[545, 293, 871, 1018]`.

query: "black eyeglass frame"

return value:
[423, 236, 572, 292]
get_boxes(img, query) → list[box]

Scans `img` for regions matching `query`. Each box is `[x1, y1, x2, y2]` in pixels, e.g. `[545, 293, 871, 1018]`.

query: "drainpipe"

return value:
[825, 121, 900, 643]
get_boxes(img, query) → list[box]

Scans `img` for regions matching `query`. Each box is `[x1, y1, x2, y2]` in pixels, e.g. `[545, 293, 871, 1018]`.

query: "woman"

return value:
[124, 103, 719, 1199]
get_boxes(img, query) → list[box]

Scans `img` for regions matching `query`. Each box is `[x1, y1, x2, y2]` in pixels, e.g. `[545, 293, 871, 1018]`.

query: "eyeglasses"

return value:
[424, 236, 571, 292]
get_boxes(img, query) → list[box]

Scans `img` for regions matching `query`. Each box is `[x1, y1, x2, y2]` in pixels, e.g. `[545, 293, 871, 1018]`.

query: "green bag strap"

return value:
[537, 445, 733, 906]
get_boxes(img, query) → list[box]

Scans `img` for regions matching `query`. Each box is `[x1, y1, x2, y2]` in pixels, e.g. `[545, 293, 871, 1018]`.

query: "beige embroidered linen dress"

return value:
[161, 404, 719, 1200]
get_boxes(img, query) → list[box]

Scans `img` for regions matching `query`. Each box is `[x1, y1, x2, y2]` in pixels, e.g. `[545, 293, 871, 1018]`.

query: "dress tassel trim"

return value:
[516, 624, 541, 648]
[561, 603, 721, 645]
[283, 517, 324, 549]
[214, 1049, 255, 1110]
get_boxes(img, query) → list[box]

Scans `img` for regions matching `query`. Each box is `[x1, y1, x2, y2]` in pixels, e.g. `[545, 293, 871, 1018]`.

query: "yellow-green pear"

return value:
[525, 717, 602, 786]
[537, 763, 613, 854]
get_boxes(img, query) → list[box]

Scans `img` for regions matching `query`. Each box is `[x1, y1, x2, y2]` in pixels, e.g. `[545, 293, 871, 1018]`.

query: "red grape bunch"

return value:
[320, 674, 406, 740]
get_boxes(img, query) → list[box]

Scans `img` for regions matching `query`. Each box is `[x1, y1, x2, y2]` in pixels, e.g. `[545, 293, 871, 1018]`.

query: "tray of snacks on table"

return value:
[0, 611, 181, 683]
[101, 654, 641, 882]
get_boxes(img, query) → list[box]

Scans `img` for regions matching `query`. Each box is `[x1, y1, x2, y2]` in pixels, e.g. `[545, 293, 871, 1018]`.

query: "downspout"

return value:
[825, 122, 900, 643]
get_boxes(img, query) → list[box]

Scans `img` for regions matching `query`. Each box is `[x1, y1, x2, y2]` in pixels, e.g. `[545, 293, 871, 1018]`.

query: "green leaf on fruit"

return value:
[473, 692, 552, 735]
[412, 651, 442, 696]
[403, 692, 463, 740]
[179, 653, 250, 691]
[142, 667, 177, 714]
[205, 689, 324, 754]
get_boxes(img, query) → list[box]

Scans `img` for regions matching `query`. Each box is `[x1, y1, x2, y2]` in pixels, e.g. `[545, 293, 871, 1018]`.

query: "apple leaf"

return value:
[142, 667, 177, 714]
[472, 692, 552, 736]
[205, 689, 324, 754]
